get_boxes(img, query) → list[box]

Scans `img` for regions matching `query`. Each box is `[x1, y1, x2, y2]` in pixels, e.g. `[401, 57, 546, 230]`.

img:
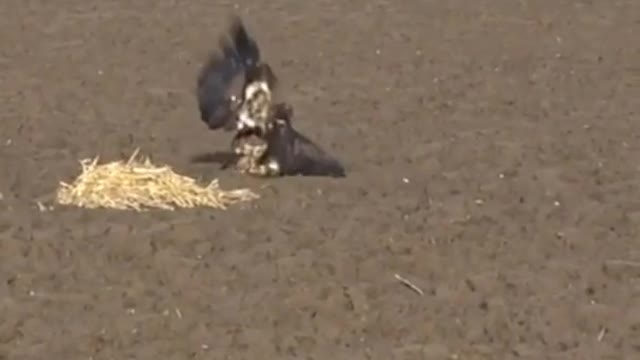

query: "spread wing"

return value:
[196, 17, 261, 130]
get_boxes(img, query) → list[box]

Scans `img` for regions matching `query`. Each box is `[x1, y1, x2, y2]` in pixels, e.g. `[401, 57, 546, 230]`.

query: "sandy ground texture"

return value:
[0, 0, 639, 359]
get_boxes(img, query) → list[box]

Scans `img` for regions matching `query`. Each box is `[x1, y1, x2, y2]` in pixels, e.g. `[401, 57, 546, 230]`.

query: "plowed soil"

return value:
[1, 0, 639, 359]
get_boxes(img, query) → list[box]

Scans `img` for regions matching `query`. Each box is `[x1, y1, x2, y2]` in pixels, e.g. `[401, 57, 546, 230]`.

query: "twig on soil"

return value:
[36, 201, 53, 212]
[480, 16, 535, 25]
[597, 327, 607, 342]
[604, 259, 640, 268]
[394, 273, 424, 296]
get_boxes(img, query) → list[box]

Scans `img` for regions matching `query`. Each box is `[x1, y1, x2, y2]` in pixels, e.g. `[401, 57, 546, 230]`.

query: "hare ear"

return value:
[261, 63, 278, 89]
[245, 63, 278, 90]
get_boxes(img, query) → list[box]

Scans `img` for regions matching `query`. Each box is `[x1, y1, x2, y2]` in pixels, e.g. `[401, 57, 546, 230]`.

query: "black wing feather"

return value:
[196, 17, 261, 130]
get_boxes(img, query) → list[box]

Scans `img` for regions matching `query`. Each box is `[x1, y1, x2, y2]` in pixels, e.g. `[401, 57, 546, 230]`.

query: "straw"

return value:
[55, 148, 259, 211]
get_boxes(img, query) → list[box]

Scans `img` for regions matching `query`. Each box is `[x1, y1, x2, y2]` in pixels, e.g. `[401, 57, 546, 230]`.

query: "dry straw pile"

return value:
[56, 149, 258, 211]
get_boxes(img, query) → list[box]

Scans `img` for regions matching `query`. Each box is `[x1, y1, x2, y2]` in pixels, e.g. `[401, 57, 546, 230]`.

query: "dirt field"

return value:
[0, 0, 638, 359]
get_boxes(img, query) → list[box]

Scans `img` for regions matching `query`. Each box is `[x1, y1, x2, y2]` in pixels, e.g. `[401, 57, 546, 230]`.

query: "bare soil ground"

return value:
[1, 0, 639, 359]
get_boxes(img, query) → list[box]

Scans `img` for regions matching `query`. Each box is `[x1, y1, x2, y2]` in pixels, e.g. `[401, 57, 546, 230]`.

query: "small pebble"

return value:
[402, 177, 410, 184]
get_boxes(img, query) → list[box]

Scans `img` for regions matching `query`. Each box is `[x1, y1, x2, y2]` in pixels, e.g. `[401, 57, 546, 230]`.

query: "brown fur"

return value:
[226, 103, 346, 178]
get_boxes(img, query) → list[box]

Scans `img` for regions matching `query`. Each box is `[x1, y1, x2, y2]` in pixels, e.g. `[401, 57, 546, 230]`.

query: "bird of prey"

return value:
[196, 16, 345, 178]
[230, 103, 346, 178]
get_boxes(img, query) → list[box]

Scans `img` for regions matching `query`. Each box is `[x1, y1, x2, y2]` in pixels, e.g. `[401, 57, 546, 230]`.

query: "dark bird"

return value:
[195, 16, 345, 178]
[231, 103, 347, 178]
